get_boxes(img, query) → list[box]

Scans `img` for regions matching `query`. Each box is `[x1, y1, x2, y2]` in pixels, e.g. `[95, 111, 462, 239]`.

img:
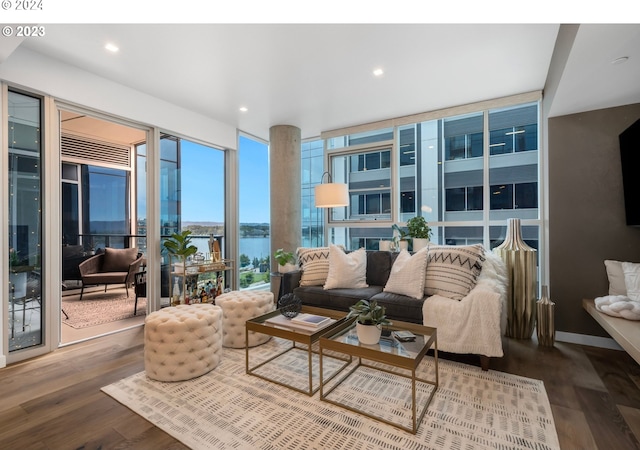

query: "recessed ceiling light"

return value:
[105, 43, 119, 53]
[373, 68, 384, 77]
[612, 56, 629, 65]
[239, 106, 248, 112]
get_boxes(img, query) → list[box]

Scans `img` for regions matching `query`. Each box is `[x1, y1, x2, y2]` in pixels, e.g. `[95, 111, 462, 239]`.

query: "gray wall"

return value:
[549, 103, 640, 336]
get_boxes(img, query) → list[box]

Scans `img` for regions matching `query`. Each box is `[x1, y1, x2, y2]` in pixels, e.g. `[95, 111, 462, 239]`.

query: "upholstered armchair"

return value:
[78, 247, 143, 300]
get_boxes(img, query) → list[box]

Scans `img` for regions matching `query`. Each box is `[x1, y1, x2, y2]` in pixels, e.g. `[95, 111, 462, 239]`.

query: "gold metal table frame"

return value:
[319, 319, 438, 434]
[245, 306, 352, 396]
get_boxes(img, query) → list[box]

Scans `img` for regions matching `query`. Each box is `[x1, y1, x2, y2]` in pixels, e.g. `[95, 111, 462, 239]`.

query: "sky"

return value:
[181, 136, 270, 224]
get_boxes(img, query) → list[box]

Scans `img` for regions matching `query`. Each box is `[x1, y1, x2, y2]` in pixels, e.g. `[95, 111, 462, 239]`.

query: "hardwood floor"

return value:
[1, 327, 639, 449]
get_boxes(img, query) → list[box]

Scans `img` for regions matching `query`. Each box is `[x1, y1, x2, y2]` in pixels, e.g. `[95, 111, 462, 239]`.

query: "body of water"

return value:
[191, 236, 271, 264]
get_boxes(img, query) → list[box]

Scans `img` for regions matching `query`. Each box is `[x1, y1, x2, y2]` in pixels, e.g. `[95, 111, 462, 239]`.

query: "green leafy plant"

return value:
[163, 230, 198, 259]
[406, 216, 432, 240]
[274, 248, 295, 266]
[347, 299, 392, 326]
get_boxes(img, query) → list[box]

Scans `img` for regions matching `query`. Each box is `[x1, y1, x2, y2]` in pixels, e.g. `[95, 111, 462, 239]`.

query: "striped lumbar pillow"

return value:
[424, 244, 485, 300]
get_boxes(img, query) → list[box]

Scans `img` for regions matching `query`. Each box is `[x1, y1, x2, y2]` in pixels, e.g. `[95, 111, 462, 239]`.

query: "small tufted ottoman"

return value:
[144, 303, 223, 382]
[215, 290, 275, 348]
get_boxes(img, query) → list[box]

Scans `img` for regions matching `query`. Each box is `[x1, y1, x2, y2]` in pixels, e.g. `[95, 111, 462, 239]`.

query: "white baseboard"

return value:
[0, 354, 6, 369]
[555, 331, 623, 351]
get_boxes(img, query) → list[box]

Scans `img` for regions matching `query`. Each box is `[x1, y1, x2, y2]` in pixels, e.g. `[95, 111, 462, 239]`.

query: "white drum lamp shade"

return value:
[315, 182, 349, 207]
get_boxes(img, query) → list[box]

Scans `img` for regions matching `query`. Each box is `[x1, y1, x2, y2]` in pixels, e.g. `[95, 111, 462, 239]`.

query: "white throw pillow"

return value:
[424, 244, 485, 301]
[622, 262, 640, 302]
[383, 247, 429, 299]
[604, 260, 627, 296]
[297, 247, 331, 286]
[323, 245, 368, 290]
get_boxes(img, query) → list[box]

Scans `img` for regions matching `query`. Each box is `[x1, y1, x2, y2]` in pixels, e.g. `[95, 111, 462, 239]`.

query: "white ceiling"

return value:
[9, 23, 640, 142]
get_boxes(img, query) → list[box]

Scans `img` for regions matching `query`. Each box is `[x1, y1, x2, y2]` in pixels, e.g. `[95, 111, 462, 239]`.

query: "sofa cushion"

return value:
[324, 245, 368, 289]
[424, 244, 485, 301]
[293, 285, 383, 312]
[366, 251, 396, 286]
[102, 247, 138, 272]
[383, 247, 428, 299]
[369, 291, 425, 324]
[297, 247, 331, 286]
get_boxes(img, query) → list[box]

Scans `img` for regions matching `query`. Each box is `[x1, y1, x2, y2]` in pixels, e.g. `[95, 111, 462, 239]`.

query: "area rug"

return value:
[102, 339, 560, 450]
[62, 292, 146, 329]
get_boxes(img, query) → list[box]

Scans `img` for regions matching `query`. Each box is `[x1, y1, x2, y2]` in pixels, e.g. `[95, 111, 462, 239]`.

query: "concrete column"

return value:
[270, 125, 301, 299]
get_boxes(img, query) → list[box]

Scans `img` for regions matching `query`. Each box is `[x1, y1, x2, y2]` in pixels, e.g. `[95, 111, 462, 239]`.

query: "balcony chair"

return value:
[78, 247, 143, 300]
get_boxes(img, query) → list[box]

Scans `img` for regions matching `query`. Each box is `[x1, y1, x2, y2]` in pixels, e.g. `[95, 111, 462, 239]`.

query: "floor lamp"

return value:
[314, 172, 349, 246]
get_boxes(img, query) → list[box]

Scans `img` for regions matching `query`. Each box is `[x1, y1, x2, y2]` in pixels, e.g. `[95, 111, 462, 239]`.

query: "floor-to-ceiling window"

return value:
[139, 135, 226, 300]
[7, 90, 43, 352]
[321, 100, 541, 275]
[238, 134, 270, 289]
[301, 139, 324, 247]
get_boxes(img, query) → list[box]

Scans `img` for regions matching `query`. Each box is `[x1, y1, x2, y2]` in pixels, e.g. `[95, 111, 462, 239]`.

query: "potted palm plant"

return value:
[346, 299, 392, 345]
[406, 216, 432, 251]
[163, 231, 198, 304]
[274, 248, 297, 273]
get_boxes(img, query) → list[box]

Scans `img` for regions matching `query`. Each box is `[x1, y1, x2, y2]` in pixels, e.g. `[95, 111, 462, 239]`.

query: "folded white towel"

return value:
[595, 295, 640, 320]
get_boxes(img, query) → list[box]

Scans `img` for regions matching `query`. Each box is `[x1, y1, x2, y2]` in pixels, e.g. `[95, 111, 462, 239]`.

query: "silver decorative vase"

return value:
[536, 285, 555, 347]
[494, 218, 537, 339]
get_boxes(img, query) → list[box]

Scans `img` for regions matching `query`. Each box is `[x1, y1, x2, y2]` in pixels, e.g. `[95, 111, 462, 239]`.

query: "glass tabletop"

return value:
[322, 321, 436, 361]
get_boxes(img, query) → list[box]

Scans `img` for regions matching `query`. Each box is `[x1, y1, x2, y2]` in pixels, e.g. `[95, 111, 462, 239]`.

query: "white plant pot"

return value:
[278, 263, 297, 273]
[379, 240, 392, 251]
[398, 240, 409, 251]
[356, 322, 382, 345]
[412, 238, 429, 251]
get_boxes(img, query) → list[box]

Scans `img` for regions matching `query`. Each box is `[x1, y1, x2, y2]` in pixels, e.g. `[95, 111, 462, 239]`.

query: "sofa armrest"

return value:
[78, 254, 103, 277]
[281, 270, 302, 295]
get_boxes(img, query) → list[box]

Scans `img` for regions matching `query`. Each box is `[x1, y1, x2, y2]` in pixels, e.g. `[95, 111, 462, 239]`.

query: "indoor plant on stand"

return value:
[347, 299, 392, 345]
[274, 248, 297, 273]
[406, 216, 432, 251]
[163, 230, 198, 304]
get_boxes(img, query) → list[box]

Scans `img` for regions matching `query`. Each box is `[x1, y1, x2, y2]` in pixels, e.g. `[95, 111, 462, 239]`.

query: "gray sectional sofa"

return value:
[282, 250, 423, 323]
[281, 248, 508, 370]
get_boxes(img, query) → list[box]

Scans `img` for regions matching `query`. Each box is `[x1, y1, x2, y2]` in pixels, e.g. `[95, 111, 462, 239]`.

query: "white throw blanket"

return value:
[423, 289, 504, 357]
[422, 250, 507, 358]
[595, 295, 640, 320]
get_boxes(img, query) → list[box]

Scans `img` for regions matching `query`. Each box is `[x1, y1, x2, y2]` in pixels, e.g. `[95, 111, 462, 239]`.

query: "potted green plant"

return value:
[391, 224, 410, 251]
[406, 216, 432, 251]
[163, 230, 198, 263]
[346, 299, 392, 345]
[274, 248, 296, 273]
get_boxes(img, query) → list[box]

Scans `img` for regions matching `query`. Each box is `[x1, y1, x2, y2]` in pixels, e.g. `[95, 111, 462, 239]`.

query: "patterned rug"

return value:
[102, 339, 560, 450]
[62, 292, 146, 328]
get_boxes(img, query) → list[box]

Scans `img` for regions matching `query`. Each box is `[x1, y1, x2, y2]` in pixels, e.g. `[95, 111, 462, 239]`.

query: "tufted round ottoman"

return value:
[144, 303, 223, 382]
[215, 290, 275, 348]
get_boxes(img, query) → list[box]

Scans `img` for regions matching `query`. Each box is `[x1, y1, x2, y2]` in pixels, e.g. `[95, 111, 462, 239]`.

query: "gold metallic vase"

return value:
[494, 218, 537, 339]
[536, 285, 555, 346]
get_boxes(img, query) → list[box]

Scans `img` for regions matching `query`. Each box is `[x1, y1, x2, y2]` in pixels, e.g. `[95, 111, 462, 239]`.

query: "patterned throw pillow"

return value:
[383, 246, 429, 299]
[424, 244, 485, 301]
[297, 247, 331, 286]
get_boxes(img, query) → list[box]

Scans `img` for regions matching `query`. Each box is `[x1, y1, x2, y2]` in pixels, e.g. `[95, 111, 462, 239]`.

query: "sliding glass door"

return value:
[7, 90, 43, 353]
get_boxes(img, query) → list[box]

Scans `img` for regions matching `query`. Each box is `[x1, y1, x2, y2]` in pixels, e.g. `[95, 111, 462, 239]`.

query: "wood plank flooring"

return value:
[1, 327, 640, 449]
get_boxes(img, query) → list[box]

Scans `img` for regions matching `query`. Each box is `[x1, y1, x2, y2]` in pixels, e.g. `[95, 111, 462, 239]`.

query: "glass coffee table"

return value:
[319, 319, 438, 434]
[245, 306, 352, 396]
